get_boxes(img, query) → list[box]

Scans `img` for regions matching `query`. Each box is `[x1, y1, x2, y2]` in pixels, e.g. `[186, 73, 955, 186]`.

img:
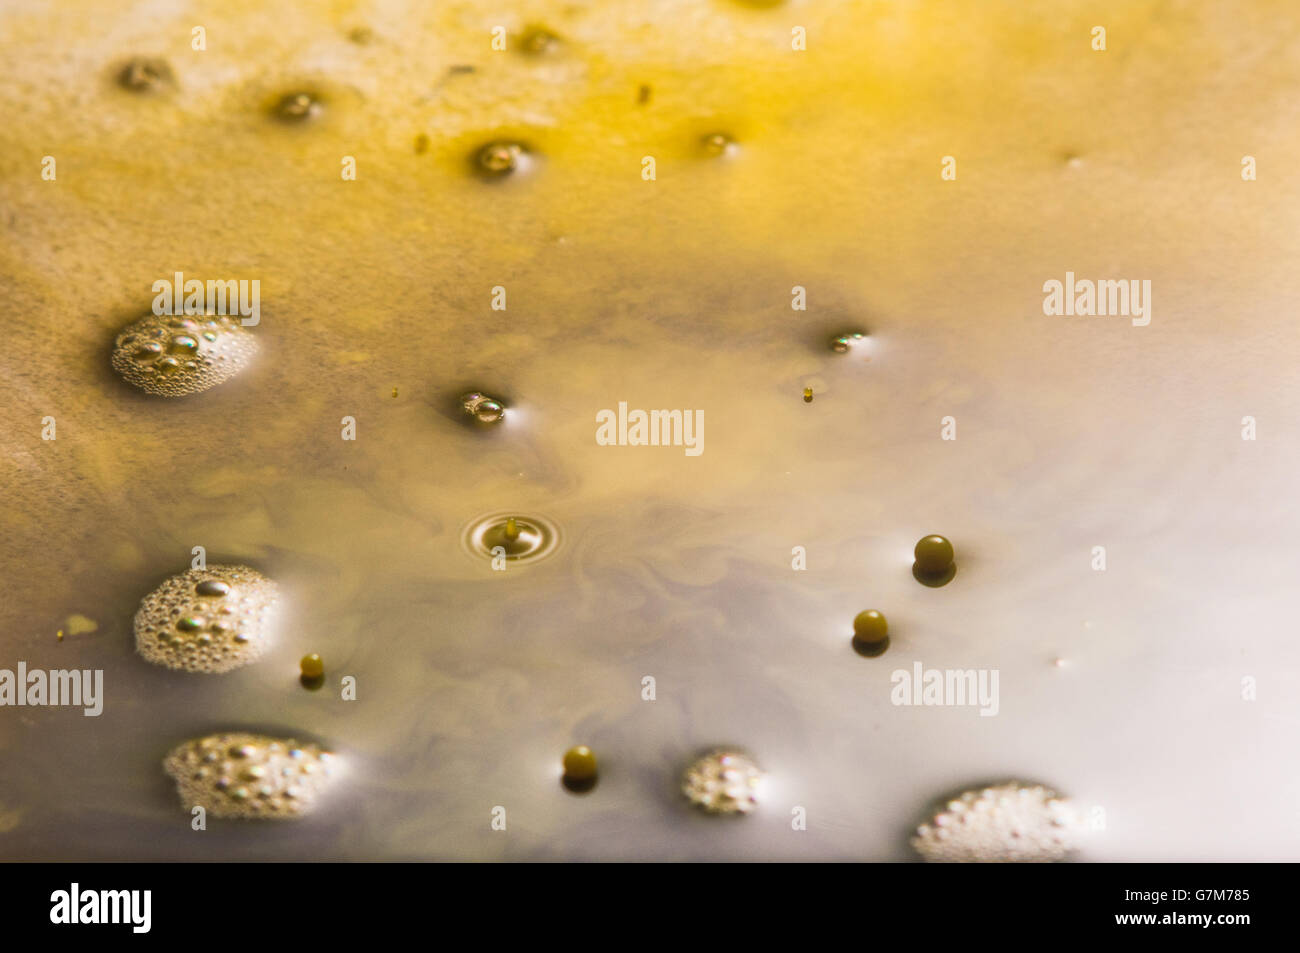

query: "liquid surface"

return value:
[2, 0, 1299, 860]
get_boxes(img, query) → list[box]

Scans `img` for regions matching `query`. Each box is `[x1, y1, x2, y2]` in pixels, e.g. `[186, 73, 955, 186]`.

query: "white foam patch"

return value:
[164, 732, 339, 820]
[912, 781, 1082, 863]
[681, 749, 763, 815]
[134, 565, 279, 674]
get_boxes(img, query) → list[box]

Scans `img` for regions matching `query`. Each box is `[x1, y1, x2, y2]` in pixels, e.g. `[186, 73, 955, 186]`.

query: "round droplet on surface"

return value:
[118, 57, 172, 92]
[852, 610, 888, 642]
[473, 140, 527, 178]
[274, 91, 322, 123]
[701, 133, 736, 158]
[682, 749, 763, 815]
[802, 387, 813, 403]
[461, 392, 506, 424]
[562, 745, 598, 792]
[914, 534, 955, 578]
[300, 654, 324, 679]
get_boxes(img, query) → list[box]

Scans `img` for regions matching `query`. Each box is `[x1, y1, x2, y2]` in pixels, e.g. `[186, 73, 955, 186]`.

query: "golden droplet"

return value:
[503, 518, 520, 541]
[803, 387, 813, 403]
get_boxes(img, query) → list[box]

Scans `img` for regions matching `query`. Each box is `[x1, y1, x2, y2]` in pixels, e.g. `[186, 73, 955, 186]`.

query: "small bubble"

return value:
[176, 616, 204, 632]
[802, 387, 813, 403]
[274, 91, 322, 123]
[348, 26, 374, 45]
[461, 391, 506, 423]
[473, 140, 528, 178]
[913, 535, 956, 587]
[118, 57, 172, 93]
[519, 25, 560, 55]
[701, 133, 737, 158]
[195, 580, 229, 598]
[169, 334, 198, 355]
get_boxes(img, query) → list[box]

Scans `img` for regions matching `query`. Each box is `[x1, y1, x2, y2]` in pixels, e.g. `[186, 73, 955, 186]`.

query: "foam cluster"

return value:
[111, 313, 258, 396]
[164, 732, 339, 819]
[134, 565, 280, 674]
[911, 781, 1081, 862]
[681, 749, 763, 815]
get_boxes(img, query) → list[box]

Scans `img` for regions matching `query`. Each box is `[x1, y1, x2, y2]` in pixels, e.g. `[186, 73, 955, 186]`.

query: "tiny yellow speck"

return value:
[56, 630, 63, 641]
[803, 387, 813, 402]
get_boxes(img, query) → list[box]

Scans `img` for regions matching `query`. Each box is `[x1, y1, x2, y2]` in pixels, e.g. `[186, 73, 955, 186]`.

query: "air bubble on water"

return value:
[461, 391, 506, 424]
[111, 312, 257, 396]
[473, 140, 530, 179]
[274, 91, 322, 123]
[118, 57, 172, 93]
[682, 749, 763, 815]
[164, 732, 340, 819]
[701, 133, 737, 158]
[911, 781, 1082, 862]
[135, 565, 280, 673]
[519, 25, 561, 55]
[830, 332, 865, 353]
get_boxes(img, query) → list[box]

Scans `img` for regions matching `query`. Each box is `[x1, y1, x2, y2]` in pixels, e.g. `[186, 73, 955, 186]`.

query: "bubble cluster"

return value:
[911, 782, 1081, 862]
[111, 313, 258, 397]
[163, 732, 339, 819]
[134, 565, 281, 674]
[461, 391, 506, 423]
[118, 57, 172, 92]
[682, 750, 763, 815]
